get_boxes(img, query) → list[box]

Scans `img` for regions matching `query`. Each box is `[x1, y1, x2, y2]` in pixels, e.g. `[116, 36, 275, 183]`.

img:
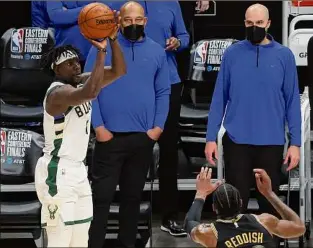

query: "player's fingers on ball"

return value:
[81, 32, 87, 39]
[89, 39, 98, 46]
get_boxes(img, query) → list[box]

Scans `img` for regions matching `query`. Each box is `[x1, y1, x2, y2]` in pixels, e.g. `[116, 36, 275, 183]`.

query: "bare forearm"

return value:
[110, 39, 126, 76]
[82, 51, 105, 98]
[265, 192, 302, 224]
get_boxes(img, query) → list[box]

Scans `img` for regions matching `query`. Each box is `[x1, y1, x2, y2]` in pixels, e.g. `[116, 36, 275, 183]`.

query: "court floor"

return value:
[1, 220, 312, 248]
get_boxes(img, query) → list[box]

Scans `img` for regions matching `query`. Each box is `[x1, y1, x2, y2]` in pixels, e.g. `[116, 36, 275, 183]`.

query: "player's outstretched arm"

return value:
[46, 41, 108, 117]
[185, 197, 217, 248]
[253, 169, 305, 239]
[184, 167, 222, 247]
[190, 222, 217, 248]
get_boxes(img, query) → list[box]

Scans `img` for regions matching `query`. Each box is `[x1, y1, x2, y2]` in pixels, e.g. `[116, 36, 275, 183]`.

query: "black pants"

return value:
[158, 82, 183, 221]
[222, 133, 284, 216]
[176, 1, 194, 81]
[88, 132, 155, 248]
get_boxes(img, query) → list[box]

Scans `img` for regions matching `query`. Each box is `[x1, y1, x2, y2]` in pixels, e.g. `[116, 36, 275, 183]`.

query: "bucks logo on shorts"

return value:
[48, 203, 59, 220]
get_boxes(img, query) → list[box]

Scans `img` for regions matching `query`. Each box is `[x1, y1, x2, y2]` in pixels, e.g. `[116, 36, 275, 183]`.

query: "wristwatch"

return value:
[98, 47, 107, 53]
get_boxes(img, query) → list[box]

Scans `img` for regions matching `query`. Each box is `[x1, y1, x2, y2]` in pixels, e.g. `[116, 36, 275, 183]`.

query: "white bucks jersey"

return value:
[42, 82, 92, 162]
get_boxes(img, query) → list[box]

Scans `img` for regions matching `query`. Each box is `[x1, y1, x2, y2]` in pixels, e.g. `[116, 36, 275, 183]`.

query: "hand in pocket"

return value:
[95, 126, 113, 142]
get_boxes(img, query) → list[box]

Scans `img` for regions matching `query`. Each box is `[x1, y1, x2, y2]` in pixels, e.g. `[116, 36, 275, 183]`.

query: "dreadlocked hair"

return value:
[40, 45, 80, 71]
[213, 183, 241, 219]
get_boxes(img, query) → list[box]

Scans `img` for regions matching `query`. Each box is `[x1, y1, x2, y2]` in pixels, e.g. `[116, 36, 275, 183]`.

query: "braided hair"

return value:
[213, 183, 242, 219]
[40, 45, 80, 72]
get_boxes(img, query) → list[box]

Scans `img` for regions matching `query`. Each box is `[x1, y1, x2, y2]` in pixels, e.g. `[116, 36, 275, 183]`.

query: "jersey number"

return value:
[86, 120, 89, 135]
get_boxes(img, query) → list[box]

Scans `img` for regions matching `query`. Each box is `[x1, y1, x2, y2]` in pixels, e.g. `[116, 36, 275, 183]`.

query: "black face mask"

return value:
[122, 24, 144, 42]
[245, 26, 266, 44]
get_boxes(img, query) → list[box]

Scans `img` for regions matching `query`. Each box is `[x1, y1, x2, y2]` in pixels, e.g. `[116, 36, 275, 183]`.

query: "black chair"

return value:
[0, 127, 46, 246]
[0, 27, 55, 127]
[0, 26, 54, 247]
[178, 38, 237, 176]
[181, 38, 238, 124]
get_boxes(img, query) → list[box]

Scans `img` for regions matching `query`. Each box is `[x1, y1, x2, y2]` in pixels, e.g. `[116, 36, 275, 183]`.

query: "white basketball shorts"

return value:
[35, 154, 93, 227]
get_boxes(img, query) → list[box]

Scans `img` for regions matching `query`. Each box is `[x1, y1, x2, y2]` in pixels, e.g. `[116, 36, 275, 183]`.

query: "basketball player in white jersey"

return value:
[34, 26, 126, 247]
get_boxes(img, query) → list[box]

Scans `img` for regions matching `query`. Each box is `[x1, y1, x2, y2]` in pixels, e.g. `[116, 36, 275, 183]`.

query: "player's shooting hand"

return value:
[254, 169, 273, 197]
[108, 10, 120, 41]
[89, 38, 108, 50]
[284, 145, 300, 171]
[81, 32, 108, 50]
[109, 25, 119, 41]
[196, 167, 222, 199]
[165, 37, 180, 51]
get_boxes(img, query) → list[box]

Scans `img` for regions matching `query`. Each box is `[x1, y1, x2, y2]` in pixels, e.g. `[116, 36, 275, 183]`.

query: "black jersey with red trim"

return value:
[210, 214, 275, 248]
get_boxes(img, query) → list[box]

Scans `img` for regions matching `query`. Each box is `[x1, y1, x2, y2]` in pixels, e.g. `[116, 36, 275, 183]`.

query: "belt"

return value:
[110, 131, 141, 137]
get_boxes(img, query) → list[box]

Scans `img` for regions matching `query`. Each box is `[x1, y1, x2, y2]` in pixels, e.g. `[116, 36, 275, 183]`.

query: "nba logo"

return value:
[11, 29, 24, 53]
[1, 130, 6, 157]
[194, 41, 209, 64]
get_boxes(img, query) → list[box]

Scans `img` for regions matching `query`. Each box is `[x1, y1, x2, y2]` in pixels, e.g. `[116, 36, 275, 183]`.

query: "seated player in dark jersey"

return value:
[184, 167, 305, 248]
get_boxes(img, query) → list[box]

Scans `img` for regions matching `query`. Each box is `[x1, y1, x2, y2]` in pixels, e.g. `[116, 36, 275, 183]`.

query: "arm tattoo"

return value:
[266, 192, 302, 224]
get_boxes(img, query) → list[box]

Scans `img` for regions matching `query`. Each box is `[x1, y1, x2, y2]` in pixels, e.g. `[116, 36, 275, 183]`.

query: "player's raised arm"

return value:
[100, 23, 126, 85]
[44, 40, 109, 117]
[253, 169, 305, 239]
[184, 167, 222, 247]
[79, 12, 126, 87]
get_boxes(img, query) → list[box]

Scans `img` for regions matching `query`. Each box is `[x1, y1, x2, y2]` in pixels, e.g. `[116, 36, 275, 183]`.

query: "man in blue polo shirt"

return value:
[106, 0, 190, 236]
[205, 3, 301, 216]
[84, 2, 171, 248]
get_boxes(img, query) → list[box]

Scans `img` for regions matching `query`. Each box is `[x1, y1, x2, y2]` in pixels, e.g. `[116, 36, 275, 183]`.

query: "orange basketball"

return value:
[78, 3, 116, 40]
